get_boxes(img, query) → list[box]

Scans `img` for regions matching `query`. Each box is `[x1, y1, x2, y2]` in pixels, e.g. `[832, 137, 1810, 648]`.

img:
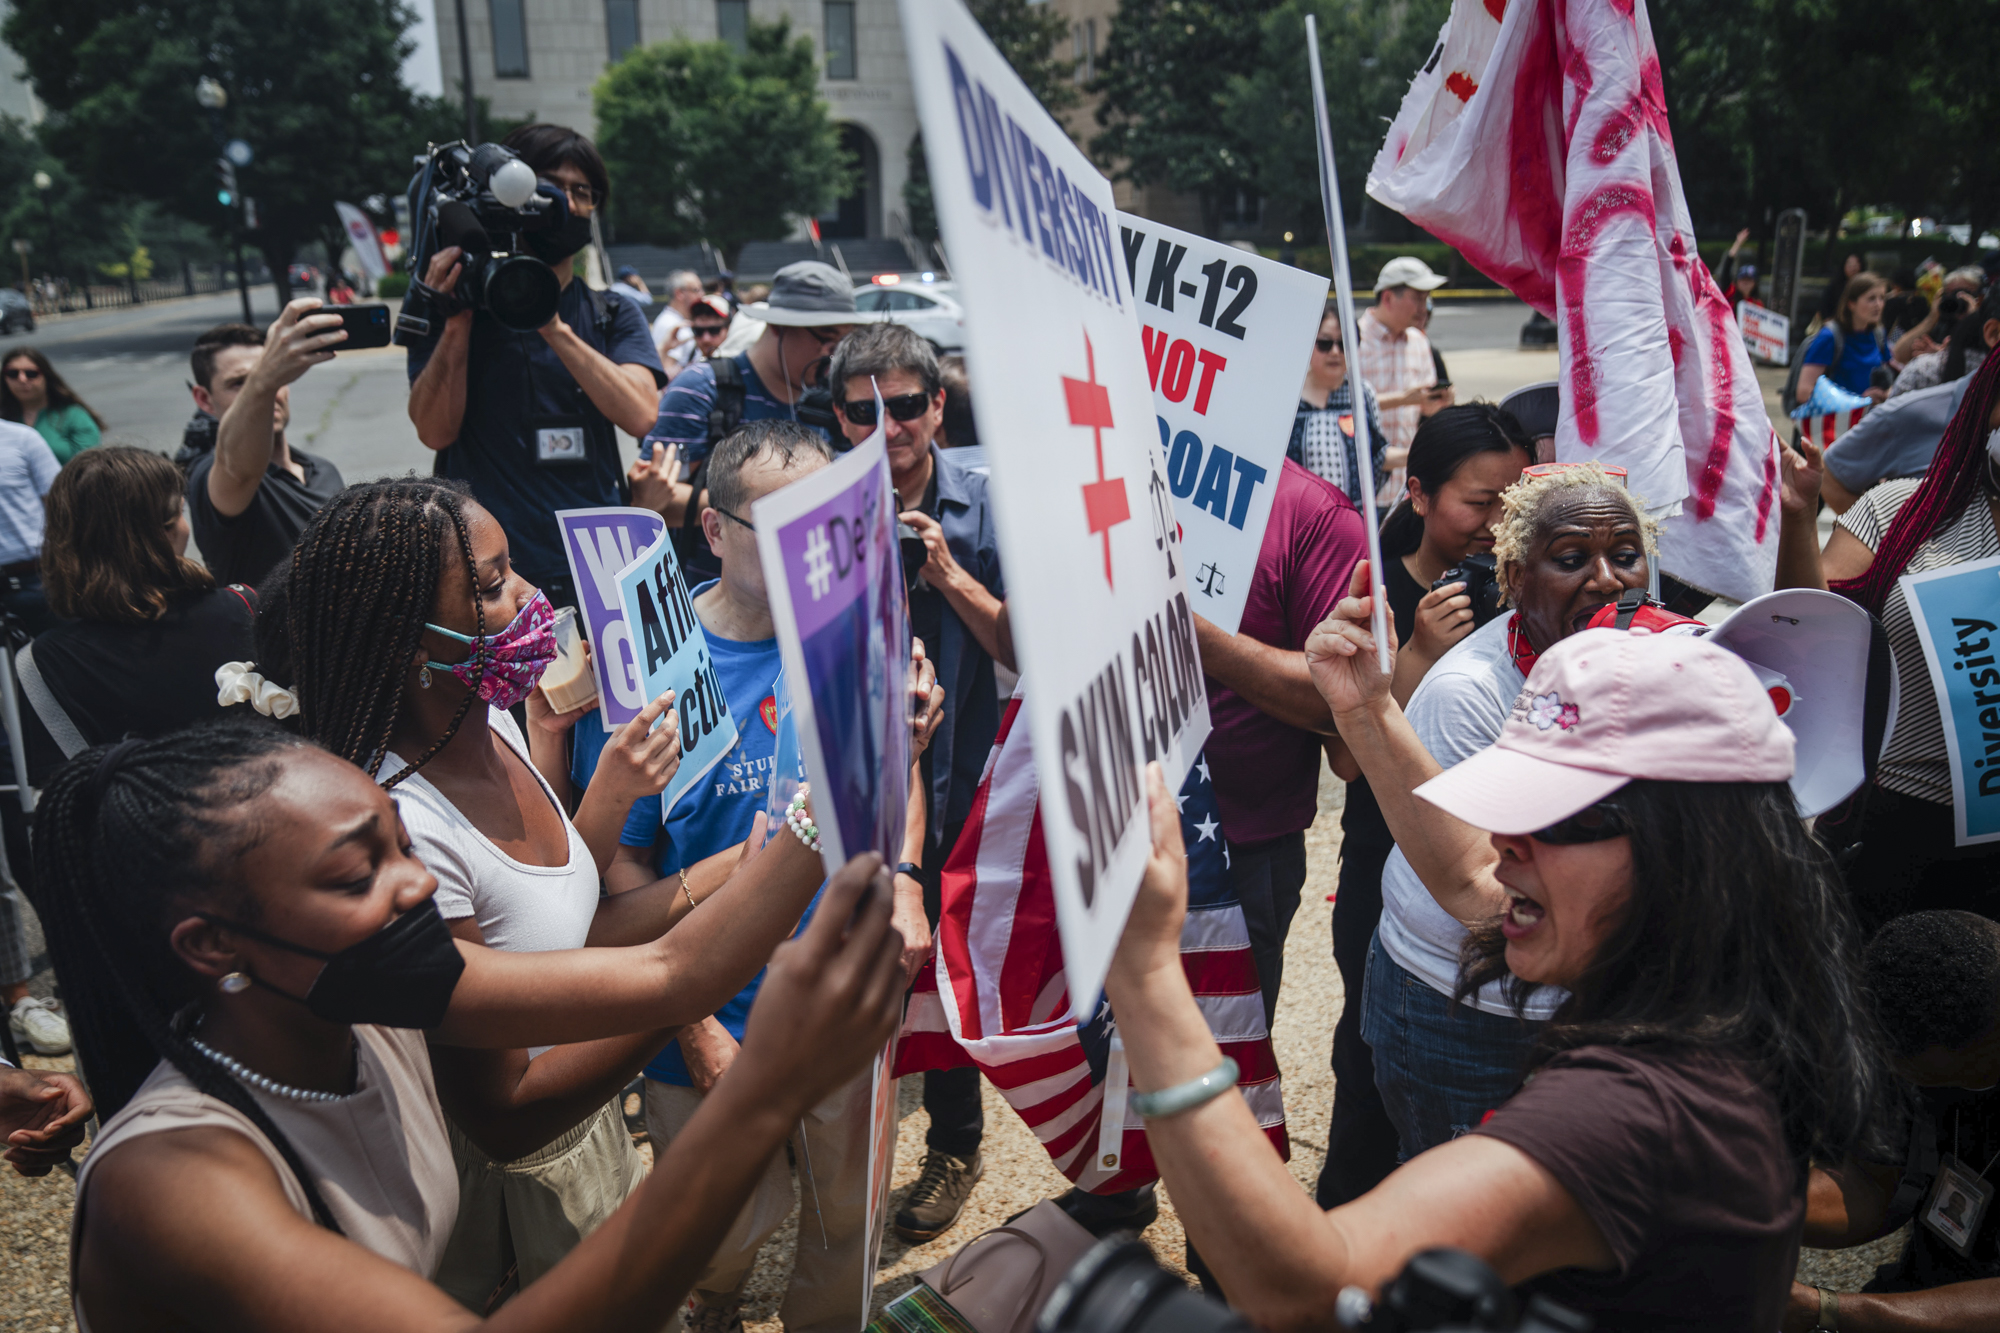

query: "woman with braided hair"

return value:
[35, 723, 903, 1331]
[251, 476, 832, 1305]
[1778, 348, 2000, 933]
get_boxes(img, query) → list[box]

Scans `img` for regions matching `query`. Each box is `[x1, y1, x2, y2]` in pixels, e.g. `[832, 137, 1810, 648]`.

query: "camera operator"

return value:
[644, 261, 858, 578]
[1893, 267, 1989, 368]
[828, 323, 1007, 1245]
[1787, 910, 2000, 1332]
[1360, 463, 1650, 1163]
[1102, 622, 1894, 1330]
[406, 123, 665, 610]
[185, 307, 349, 588]
[1317, 405, 1529, 1210]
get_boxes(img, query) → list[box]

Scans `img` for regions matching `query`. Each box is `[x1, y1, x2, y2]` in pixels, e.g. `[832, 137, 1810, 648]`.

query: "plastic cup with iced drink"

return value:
[540, 605, 599, 714]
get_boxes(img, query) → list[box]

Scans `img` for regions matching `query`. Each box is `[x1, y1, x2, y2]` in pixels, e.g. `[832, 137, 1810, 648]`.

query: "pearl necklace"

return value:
[188, 1035, 352, 1104]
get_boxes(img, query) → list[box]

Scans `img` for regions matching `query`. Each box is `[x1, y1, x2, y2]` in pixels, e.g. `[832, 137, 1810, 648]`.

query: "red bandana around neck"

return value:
[1506, 613, 1539, 679]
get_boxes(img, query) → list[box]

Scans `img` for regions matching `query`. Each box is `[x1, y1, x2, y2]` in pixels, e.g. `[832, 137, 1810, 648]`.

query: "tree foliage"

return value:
[595, 17, 852, 266]
[5, 0, 444, 302]
[904, 0, 1078, 242]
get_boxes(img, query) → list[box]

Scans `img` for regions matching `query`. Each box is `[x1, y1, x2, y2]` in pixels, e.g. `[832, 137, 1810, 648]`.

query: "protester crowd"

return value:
[2, 116, 2000, 1333]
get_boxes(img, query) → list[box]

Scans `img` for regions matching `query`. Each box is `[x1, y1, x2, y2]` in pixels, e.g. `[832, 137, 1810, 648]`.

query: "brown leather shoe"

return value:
[893, 1149, 985, 1242]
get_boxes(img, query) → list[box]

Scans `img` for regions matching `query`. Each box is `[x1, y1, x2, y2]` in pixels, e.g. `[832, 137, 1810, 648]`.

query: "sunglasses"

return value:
[1315, 338, 1343, 353]
[840, 392, 931, 428]
[713, 505, 756, 533]
[691, 324, 727, 338]
[1528, 800, 1631, 845]
[4, 368, 41, 381]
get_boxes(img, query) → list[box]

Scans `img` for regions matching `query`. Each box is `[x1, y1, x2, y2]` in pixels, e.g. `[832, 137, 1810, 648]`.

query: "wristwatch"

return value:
[895, 862, 924, 882]
[1814, 1286, 1840, 1331]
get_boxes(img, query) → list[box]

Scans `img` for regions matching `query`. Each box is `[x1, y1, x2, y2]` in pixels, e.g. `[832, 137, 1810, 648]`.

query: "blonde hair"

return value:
[1491, 462, 1658, 604]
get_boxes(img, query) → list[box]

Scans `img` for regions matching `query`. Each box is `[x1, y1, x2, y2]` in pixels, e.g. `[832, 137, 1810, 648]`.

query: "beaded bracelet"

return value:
[784, 787, 820, 853]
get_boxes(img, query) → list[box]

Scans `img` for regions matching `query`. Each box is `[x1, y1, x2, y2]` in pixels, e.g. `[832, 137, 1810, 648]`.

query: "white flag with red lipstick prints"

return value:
[1366, 0, 1781, 604]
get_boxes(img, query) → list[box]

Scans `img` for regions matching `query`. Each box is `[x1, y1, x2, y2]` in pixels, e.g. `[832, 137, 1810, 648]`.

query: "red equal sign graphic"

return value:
[1062, 330, 1130, 588]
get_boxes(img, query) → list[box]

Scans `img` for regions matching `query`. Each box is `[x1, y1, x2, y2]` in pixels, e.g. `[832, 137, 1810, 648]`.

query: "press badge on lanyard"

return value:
[1924, 1152, 1998, 1257]
[532, 416, 590, 466]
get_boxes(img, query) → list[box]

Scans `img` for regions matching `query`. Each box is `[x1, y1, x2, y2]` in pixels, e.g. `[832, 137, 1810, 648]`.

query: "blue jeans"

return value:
[1360, 931, 1543, 1160]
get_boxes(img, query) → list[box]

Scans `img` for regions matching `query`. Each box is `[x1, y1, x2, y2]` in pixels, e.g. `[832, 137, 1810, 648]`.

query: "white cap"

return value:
[1374, 256, 1447, 292]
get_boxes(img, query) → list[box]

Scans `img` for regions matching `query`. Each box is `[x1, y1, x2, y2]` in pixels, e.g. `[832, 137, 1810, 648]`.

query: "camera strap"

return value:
[410, 275, 470, 321]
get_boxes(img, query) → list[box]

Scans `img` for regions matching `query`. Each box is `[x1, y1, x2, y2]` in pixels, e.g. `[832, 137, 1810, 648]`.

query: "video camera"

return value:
[1036, 1240, 1588, 1333]
[394, 141, 584, 345]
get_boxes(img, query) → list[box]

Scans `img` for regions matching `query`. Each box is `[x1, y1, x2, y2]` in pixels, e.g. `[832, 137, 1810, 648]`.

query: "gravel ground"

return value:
[0, 769, 1920, 1328]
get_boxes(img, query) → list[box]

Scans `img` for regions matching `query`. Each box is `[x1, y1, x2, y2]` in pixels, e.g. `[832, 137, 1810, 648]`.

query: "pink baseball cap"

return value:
[1414, 628, 1797, 835]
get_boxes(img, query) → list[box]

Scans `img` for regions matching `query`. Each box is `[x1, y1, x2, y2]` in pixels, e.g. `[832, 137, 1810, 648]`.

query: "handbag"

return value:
[916, 1200, 1099, 1333]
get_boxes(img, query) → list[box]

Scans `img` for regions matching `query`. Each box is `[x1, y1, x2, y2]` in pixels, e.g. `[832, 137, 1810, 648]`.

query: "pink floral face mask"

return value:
[425, 590, 557, 710]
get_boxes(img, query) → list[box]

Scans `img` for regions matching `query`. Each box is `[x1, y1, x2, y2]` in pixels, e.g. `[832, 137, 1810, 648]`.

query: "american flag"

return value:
[896, 696, 1288, 1193]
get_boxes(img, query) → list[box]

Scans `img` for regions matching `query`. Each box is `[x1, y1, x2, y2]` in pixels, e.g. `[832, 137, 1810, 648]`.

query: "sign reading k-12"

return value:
[1119, 214, 1327, 635]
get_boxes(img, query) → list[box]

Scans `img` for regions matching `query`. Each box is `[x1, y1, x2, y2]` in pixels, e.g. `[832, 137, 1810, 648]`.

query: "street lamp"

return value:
[31, 171, 57, 310]
[196, 77, 253, 321]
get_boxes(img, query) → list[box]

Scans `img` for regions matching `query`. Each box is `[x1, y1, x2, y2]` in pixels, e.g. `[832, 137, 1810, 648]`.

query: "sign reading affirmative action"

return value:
[613, 525, 738, 820]
[902, 0, 1210, 1010]
[1119, 214, 1327, 634]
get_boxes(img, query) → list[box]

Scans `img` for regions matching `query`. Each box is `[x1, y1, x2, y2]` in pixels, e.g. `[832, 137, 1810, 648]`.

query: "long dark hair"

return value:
[42, 446, 212, 622]
[1380, 403, 1532, 557]
[0, 346, 104, 428]
[28, 724, 345, 1230]
[262, 478, 486, 788]
[1458, 779, 1896, 1162]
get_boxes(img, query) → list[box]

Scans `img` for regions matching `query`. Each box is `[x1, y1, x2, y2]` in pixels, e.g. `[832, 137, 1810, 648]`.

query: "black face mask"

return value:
[526, 186, 595, 266]
[199, 897, 465, 1029]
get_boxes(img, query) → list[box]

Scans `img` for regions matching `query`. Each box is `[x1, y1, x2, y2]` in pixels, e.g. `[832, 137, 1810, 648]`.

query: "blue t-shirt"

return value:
[406, 280, 666, 589]
[1802, 324, 1890, 397]
[612, 583, 808, 1085]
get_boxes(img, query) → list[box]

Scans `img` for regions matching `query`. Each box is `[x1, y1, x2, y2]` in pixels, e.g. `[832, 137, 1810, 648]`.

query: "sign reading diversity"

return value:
[902, 0, 1210, 1010]
[1902, 557, 2000, 845]
[752, 409, 912, 871]
[1118, 213, 1327, 634]
[612, 522, 737, 819]
[558, 506, 668, 728]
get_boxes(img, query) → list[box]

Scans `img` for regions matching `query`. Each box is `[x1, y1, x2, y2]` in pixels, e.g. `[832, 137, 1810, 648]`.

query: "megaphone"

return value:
[1703, 589, 1898, 817]
[1583, 588, 1897, 817]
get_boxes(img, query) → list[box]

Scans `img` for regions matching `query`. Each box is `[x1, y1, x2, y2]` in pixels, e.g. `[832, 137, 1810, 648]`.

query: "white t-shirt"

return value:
[382, 708, 598, 956]
[1376, 615, 1565, 1018]
[650, 306, 691, 359]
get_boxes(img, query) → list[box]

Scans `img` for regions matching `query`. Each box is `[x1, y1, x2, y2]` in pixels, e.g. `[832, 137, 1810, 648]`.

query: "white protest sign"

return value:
[1739, 303, 1790, 365]
[613, 529, 738, 819]
[902, 0, 1210, 1012]
[1118, 214, 1327, 634]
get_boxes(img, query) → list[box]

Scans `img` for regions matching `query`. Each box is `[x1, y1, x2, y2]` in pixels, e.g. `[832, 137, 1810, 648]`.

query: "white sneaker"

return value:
[9, 996, 71, 1055]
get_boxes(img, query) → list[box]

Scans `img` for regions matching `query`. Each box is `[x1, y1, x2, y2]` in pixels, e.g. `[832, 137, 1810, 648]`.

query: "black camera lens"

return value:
[1432, 551, 1504, 630]
[1039, 1239, 1250, 1333]
[483, 254, 563, 332]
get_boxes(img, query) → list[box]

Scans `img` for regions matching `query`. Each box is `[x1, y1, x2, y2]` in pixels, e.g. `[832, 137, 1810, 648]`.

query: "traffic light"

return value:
[216, 157, 238, 208]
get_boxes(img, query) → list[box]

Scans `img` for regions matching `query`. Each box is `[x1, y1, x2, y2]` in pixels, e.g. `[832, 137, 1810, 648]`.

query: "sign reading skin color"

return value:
[902, 0, 1210, 1014]
[1118, 213, 1327, 635]
[752, 405, 912, 873]
[1900, 557, 2000, 845]
[612, 524, 737, 819]
[558, 507, 668, 728]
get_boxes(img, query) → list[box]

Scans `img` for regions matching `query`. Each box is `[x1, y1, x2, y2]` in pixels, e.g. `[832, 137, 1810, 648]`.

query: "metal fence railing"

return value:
[28, 261, 268, 316]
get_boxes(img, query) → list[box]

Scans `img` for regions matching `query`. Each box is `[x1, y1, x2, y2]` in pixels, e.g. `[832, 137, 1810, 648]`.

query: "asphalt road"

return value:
[5, 290, 436, 484]
[10, 290, 1547, 486]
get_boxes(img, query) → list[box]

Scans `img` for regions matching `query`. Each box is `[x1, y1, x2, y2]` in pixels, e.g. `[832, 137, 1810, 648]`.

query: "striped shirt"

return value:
[1837, 478, 2000, 804]
[1287, 380, 1386, 502]
[1355, 308, 1438, 460]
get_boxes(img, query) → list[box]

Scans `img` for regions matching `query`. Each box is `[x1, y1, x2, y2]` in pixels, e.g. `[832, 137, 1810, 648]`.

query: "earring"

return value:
[419, 661, 432, 689]
[218, 972, 252, 995]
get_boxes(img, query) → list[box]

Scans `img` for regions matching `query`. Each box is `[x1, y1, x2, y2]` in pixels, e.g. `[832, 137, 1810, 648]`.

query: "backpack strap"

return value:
[707, 355, 747, 448]
[17, 643, 86, 760]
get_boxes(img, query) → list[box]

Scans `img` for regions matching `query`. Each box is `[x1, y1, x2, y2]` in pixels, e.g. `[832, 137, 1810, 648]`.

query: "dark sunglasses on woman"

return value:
[1529, 800, 1630, 845]
[839, 392, 931, 428]
[1315, 338, 1343, 354]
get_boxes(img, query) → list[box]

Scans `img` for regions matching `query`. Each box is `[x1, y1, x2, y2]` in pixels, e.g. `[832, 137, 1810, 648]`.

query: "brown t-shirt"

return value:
[1473, 1043, 1806, 1332]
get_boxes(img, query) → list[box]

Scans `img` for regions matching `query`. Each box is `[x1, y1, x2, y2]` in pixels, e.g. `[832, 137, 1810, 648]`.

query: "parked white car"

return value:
[853, 276, 965, 353]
